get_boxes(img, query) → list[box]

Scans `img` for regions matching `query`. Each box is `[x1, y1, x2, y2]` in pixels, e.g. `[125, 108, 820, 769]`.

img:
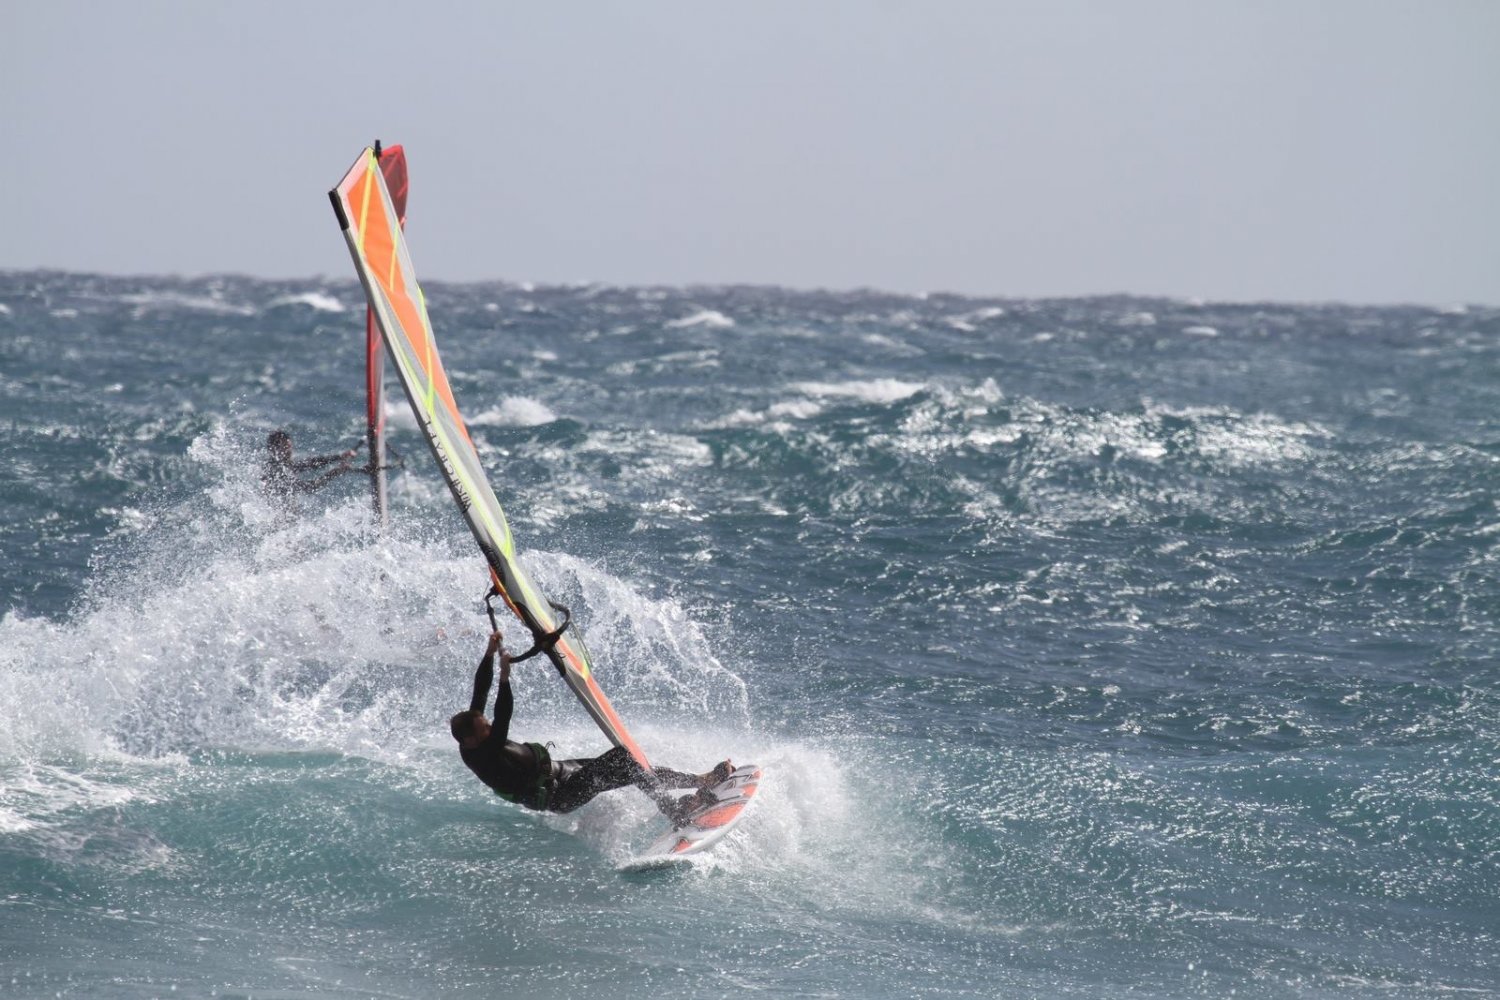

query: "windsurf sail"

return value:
[365, 141, 409, 531]
[329, 147, 655, 775]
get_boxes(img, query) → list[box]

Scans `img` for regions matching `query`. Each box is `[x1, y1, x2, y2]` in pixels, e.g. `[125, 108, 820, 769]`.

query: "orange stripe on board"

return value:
[691, 804, 744, 829]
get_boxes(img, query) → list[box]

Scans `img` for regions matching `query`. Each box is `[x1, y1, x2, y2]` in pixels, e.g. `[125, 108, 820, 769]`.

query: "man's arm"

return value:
[292, 449, 357, 473]
[294, 463, 356, 495]
[490, 649, 514, 742]
[468, 631, 502, 714]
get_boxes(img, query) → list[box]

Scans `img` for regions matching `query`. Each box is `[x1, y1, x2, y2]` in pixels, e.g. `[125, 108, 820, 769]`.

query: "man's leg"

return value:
[548, 747, 643, 814]
[648, 765, 707, 790]
[547, 748, 727, 814]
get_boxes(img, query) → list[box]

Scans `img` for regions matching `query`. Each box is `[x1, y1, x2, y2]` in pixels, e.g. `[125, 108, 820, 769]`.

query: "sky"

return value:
[3, 1, 1497, 305]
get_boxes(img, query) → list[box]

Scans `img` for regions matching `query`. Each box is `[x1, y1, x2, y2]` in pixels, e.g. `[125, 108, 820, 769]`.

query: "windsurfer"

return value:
[261, 429, 359, 512]
[451, 631, 731, 823]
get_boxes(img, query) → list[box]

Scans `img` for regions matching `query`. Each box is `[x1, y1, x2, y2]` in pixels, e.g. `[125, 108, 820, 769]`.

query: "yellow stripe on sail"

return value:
[418, 285, 437, 415]
[386, 217, 399, 290]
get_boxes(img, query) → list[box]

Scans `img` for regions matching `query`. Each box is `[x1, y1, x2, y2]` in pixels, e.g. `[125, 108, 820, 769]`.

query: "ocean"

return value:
[1, 270, 1496, 998]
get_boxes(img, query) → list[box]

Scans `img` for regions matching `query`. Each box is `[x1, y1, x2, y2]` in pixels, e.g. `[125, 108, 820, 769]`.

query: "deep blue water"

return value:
[1, 270, 1497, 998]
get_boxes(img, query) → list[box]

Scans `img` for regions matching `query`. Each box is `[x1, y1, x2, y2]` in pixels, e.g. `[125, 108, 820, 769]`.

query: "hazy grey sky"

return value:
[4, 1, 1497, 304]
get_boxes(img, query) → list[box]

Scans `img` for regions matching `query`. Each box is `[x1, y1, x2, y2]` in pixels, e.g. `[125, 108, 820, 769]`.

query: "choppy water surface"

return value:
[1, 271, 1497, 997]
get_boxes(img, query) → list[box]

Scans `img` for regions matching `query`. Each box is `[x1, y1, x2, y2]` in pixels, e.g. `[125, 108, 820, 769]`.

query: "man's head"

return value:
[267, 429, 293, 462]
[450, 710, 490, 749]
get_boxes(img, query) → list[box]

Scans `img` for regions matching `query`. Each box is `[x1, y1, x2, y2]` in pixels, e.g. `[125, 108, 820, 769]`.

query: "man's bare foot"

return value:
[699, 760, 734, 788]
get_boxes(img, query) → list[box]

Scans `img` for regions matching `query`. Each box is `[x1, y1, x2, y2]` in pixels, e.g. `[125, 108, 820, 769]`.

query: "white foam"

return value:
[768, 399, 825, 420]
[383, 399, 419, 431]
[1184, 408, 1325, 465]
[0, 761, 144, 835]
[3, 430, 465, 768]
[945, 306, 1005, 331]
[963, 427, 1024, 449]
[666, 309, 735, 330]
[572, 430, 714, 494]
[859, 332, 918, 352]
[0, 303, 12, 316]
[966, 377, 1005, 405]
[268, 291, 346, 313]
[469, 397, 558, 427]
[118, 291, 256, 316]
[532, 551, 749, 720]
[1182, 325, 1219, 337]
[792, 378, 925, 405]
[860, 382, 1330, 531]
[714, 407, 763, 428]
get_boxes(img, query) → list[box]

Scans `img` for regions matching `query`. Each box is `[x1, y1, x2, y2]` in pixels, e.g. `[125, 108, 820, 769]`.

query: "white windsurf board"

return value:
[620, 764, 762, 871]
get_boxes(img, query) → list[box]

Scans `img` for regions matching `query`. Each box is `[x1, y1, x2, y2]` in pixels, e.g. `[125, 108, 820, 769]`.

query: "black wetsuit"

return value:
[458, 646, 702, 814]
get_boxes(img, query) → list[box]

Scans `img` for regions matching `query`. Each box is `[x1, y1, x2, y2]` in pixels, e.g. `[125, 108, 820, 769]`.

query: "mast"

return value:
[365, 141, 409, 531]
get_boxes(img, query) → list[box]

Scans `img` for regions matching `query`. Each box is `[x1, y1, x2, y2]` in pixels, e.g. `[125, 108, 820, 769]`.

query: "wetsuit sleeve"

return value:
[292, 453, 347, 472]
[291, 467, 343, 495]
[468, 648, 495, 714]
[490, 680, 513, 743]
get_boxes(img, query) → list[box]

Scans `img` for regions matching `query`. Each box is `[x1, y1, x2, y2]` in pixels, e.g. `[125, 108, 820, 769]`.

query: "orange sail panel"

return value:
[329, 147, 653, 773]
